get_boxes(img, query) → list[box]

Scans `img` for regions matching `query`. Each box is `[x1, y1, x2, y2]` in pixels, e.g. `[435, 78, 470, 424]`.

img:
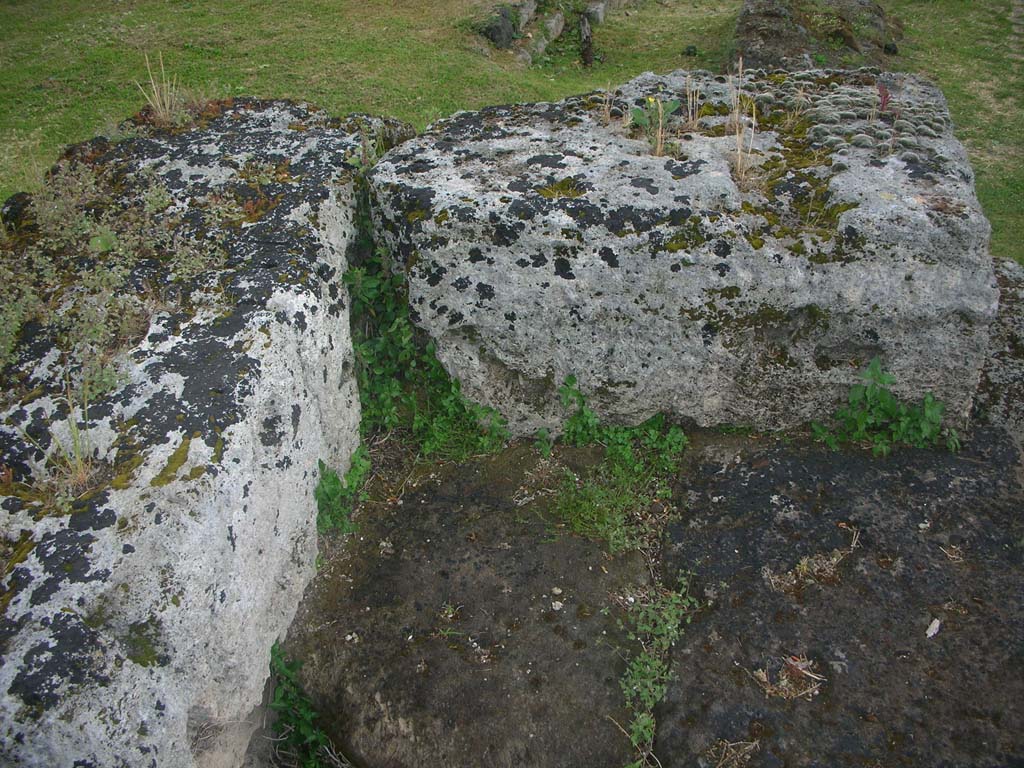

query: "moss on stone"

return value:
[125, 617, 164, 667]
[537, 177, 586, 200]
[665, 220, 707, 252]
[150, 436, 192, 487]
[110, 454, 145, 490]
[0, 532, 35, 616]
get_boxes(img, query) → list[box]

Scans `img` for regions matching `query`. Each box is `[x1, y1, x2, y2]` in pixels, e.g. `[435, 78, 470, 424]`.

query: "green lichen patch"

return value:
[124, 617, 166, 667]
[664, 220, 708, 252]
[406, 207, 430, 224]
[0, 532, 36, 616]
[150, 435, 192, 487]
[682, 297, 832, 357]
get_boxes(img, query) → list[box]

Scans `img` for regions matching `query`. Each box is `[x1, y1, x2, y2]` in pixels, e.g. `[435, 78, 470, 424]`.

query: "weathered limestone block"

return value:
[0, 101, 410, 767]
[370, 70, 997, 436]
[736, 0, 904, 70]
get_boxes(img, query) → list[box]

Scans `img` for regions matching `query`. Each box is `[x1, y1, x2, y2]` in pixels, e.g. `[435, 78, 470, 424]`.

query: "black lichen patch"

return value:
[630, 178, 660, 195]
[260, 415, 285, 447]
[664, 158, 706, 179]
[9, 612, 111, 713]
[29, 529, 110, 607]
[526, 154, 567, 169]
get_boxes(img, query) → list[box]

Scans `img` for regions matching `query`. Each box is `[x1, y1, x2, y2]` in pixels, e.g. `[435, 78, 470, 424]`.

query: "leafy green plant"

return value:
[269, 644, 348, 768]
[618, 575, 699, 765]
[630, 96, 680, 157]
[559, 375, 602, 445]
[812, 357, 960, 456]
[344, 217, 508, 460]
[314, 446, 370, 535]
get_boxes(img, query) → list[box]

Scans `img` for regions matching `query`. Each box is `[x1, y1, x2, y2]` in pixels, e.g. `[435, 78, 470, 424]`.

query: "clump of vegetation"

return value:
[618, 574, 699, 767]
[544, 378, 694, 763]
[314, 446, 370, 535]
[0, 159, 224, 392]
[269, 644, 352, 767]
[11, 380, 108, 518]
[812, 357, 960, 456]
[550, 376, 688, 553]
[344, 230, 507, 461]
[135, 53, 188, 127]
[537, 176, 586, 200]
[630, 96, 680, 157]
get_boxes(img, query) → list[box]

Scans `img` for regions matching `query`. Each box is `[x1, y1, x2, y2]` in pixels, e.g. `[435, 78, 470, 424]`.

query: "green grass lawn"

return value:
[0, 0, 1019, 261]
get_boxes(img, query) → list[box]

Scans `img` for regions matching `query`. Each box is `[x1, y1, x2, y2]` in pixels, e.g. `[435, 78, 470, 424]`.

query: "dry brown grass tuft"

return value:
[704, 738, 761, 768]
[750, 654, 827, 700]
[135, 53, 184, 126]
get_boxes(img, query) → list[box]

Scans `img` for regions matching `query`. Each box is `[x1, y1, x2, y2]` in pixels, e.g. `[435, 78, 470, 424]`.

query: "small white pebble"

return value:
[552, 601, 564, 611]
[552, 587, 563, 595]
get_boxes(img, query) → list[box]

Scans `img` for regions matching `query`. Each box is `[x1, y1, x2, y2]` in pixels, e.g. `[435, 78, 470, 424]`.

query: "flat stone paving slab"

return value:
[658, 428, 1024, 767]
[285, 445, 646, 768]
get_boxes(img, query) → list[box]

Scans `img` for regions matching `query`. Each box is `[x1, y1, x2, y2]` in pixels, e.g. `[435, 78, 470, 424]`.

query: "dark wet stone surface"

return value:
[656, 428, 1024, 767]
[286, 445, 645, 768]
[284, 424, 1024, 768]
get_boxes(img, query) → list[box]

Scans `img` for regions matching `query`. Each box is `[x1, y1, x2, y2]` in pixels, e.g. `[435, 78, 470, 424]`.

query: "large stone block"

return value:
[369, 69, 997, 436]
[0, 101, 410, 767]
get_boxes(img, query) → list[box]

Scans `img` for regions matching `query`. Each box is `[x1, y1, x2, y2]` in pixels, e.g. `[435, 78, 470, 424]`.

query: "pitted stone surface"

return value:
[0, 101, 411, 768]
[370, 69, 997, 436]
[974, 258, 1024, 451]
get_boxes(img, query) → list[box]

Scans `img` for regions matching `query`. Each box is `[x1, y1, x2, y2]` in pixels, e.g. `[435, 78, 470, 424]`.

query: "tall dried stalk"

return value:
[602, 83, 614, 125]
[683, 75, 701, 129]
[653, 98, 666, 157]
[727, 57, 758, 187]
[136, 53, 181, 125]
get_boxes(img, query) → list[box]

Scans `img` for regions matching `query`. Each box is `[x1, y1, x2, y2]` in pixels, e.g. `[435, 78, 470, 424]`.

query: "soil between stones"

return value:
[283, 429, 1024, 768]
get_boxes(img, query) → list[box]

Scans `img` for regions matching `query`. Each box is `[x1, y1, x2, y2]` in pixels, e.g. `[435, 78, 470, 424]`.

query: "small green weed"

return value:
[534, 427, 553, 458]
[812, 357, 960, 456]
[269, 644, 347, 767]
[314, 446, 370, 535]
[618, 575, 699, 766]
[630, 96, 680, 157]
[553, 469, 644, 552]
[552, 377, 687, 552]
